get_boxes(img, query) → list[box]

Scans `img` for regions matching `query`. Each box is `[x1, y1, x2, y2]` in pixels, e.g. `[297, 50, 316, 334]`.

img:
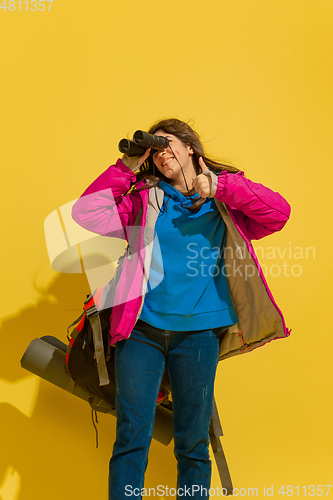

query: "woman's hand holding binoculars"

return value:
[137, 147, 151, 168]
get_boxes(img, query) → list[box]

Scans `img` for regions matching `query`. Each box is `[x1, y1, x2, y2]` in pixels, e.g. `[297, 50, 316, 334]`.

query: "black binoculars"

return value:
[118, 130, 169, 157]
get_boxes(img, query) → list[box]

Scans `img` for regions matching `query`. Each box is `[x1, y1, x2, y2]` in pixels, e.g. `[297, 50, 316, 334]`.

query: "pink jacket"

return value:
[72, 158, 291, 360]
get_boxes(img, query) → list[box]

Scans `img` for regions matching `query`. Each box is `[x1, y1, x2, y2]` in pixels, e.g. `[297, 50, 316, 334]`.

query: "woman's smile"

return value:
[162, 157, 175, 167]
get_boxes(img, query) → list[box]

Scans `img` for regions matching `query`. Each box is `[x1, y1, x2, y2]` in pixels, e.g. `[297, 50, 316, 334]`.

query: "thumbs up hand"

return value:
[192, 157, 212, 198]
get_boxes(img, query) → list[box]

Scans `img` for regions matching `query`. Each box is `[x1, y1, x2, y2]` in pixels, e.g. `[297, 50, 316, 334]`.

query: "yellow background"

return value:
[1, 0, 332, 498]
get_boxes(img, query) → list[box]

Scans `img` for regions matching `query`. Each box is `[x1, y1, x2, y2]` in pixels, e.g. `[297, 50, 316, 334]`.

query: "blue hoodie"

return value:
[139, 181, 238, 331]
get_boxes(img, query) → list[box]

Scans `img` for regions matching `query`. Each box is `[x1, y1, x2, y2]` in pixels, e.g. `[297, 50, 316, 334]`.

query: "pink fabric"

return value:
[72, 160, 291, 344]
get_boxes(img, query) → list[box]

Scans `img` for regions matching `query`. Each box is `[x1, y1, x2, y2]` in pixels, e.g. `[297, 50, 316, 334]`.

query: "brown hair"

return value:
[132, 118, 240, 211]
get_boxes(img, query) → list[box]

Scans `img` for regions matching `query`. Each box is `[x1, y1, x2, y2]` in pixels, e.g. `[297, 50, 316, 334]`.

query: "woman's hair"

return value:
[131, 118, 240, 211]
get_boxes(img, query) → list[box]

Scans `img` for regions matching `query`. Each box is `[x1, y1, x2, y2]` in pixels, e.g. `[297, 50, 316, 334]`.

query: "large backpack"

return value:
[65, 281, 171, 410]
[65, 281, 234, 495]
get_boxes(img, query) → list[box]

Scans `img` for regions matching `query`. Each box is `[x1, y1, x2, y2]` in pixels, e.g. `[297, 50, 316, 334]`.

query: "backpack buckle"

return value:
[85, 304, 98, 318]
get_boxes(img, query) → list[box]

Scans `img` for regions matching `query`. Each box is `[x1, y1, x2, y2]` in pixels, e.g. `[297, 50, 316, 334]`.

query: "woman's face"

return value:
[152, 130, 195, 184]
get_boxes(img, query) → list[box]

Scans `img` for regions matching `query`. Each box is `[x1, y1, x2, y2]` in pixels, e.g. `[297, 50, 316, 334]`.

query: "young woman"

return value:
[72, 118, 291, 499]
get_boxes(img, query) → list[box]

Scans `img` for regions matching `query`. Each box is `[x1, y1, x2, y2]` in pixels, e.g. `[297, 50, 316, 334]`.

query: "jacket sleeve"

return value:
[71, 158, 143, 239]
[211, 170, 291, 240]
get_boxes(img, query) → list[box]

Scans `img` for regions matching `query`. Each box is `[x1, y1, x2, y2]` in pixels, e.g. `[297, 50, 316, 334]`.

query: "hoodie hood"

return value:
[158, 181, 200, 209]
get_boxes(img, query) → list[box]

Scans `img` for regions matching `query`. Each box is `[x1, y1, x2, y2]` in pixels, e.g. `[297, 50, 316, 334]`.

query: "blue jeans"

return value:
[108, 319, 221, 500]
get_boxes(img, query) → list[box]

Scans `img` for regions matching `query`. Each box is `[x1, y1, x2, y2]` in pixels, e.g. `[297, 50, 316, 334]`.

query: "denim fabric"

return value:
[109, 319, 221, 499]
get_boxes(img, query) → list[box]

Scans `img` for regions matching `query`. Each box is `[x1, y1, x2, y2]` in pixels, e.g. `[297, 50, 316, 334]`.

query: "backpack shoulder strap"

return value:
[85, 298, 110, 387]
[209, 397, 234, 495]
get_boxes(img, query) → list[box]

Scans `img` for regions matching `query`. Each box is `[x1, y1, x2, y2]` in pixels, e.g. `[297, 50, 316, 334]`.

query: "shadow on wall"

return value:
[0, 272, 176, 500]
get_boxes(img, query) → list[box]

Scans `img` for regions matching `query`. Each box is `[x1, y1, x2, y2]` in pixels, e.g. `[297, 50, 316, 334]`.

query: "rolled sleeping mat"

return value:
[20, 336, 173, 445]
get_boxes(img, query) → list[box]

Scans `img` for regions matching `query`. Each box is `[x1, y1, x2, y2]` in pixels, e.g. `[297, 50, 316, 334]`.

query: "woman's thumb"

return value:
[199, 156, 209, 172]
